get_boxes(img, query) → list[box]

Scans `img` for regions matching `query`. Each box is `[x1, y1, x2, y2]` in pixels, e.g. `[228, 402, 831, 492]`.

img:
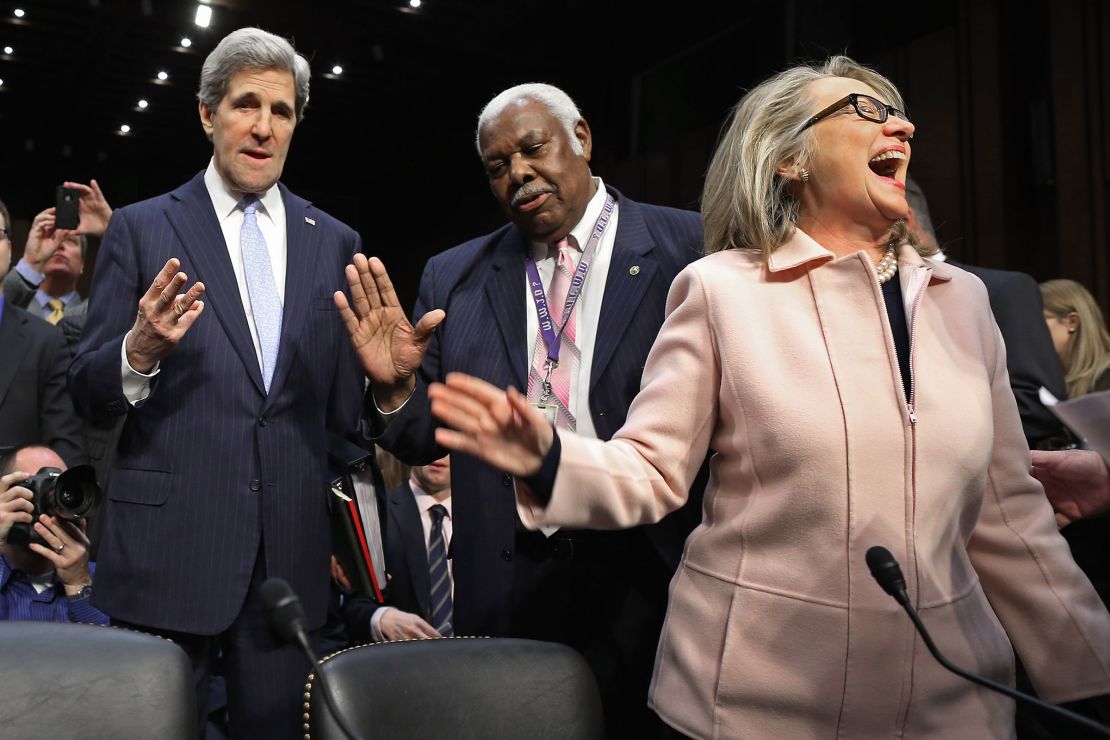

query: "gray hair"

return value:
[475, 83, 583, 155]
[702, 55, 927, 259]
[198, 28, 311, 122]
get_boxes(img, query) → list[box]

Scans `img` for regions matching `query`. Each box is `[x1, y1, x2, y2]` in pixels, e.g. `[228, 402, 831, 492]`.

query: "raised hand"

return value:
[22, 208, 63, 272]
[125, 258, 206, 373]
[429, 372, 553, 477]
[63, 179, 113, 237]
[334, 254, 444, 411]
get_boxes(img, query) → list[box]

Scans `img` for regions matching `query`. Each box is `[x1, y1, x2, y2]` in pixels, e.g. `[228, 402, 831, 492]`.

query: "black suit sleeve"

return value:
[985, 271, 1070, 447]
[39, 322, 86, 466]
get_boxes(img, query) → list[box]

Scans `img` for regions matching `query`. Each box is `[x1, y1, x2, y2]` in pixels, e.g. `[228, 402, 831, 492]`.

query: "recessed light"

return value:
[157, 70, 169, 81]
[331, 65, 343, 75]
[13, 9, 24, 18]
[120, 124, 131, 134]
[180, 37, 192, 48]
[2, 46, 12, 55]
[138, 99, 149, 109]
[409, 0, 421, 7]
[0, 79, 5, 87]
[195, 4, 212, 27]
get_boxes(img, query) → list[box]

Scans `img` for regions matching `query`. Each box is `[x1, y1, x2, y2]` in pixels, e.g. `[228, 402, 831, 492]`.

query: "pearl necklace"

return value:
[875, 244, 898, 285]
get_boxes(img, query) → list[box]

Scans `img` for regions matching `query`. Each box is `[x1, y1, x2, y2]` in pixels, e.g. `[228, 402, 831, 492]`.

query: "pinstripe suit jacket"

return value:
[69, 171, 364, 634]
[372, 186, 704, 637]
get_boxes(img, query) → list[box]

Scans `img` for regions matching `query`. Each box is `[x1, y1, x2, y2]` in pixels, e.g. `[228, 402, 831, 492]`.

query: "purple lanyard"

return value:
[525, 194, 615, 367]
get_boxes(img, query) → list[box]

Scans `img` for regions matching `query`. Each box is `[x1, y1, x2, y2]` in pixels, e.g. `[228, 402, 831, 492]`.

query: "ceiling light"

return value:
[2, 46, 12, 55]
[0, 79, 4, 87]
[13, 8, 24, 18]
[409, 0, 421, 7]
[180, 37, 192, 48]
[331, 65, 343, 75]
[157, 70, 169, 81]
[194, 4, 211, 27]
[138, 99, 149, 109]
[120, 124, 131, 134]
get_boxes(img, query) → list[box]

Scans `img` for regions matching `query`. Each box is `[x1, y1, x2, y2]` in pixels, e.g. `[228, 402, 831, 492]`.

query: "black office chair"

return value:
[305, 636, 606, 740]
[0, 621, 197, 739]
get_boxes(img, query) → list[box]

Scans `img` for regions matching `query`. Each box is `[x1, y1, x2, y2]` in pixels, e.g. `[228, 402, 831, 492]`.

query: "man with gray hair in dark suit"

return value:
[70, 27, 367, 738]
[338, 82, 706, 738]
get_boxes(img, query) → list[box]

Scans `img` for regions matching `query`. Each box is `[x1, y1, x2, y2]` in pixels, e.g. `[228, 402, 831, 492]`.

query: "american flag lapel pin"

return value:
[305, 216, 317, 226]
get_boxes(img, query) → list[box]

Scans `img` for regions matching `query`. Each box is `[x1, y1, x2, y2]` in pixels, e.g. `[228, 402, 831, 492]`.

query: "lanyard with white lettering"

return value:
[524, 194, 615, 403]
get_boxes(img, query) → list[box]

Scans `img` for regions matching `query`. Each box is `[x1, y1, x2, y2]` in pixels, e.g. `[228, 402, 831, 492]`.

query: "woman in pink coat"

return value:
[426, 57, 1110, 738]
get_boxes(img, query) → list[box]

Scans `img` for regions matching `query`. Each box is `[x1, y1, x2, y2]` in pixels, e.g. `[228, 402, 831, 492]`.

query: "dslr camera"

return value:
[5, 465, 102, 548]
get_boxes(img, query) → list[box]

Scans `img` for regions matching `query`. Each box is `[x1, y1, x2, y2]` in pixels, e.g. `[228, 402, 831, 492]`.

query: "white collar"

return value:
[203, 158, 283, 222]
[530, 176, 609, 258]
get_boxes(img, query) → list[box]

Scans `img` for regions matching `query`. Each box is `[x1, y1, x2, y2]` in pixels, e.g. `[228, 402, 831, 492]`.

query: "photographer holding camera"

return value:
[0, 446, 107, 624]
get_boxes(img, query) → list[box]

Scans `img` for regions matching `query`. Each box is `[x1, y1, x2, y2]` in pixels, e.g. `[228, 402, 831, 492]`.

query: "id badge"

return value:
[533, 402, 558, 426]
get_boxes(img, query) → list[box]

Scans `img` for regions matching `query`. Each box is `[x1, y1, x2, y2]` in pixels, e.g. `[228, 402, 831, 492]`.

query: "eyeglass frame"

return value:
[799, 93, 911, 131]
[0, 227, 8, 241]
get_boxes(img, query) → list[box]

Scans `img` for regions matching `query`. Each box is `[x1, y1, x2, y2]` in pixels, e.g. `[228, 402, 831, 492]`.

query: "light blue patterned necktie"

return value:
[240, 197, 283, 392]
[427, 504, 454, 636]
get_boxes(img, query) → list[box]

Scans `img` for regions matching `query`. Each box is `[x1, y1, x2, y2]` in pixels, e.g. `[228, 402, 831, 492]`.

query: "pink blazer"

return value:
[518, 230, 1110, 739]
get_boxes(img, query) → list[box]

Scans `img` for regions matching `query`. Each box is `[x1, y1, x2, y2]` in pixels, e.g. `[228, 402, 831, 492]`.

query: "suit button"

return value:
[249, 480, 262, 492]
[257, 416, 268, 427]
[501, 474, 512, 487]
[501, 550, 512, 562]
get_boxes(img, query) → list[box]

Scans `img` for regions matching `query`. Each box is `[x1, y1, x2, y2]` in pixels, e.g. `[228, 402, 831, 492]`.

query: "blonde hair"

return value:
[702, 55, 931, 260]
[1040, 279, 1110, 397]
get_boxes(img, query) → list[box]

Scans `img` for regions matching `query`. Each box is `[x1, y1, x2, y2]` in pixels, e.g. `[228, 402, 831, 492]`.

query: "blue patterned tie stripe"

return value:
[240, 197, 283, 392]
[427, 504, 454, 636]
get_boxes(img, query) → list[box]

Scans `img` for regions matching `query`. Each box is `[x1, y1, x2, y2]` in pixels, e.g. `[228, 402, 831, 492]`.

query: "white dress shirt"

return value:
[524, 177, 617, 441]
[121, 159, 288, 403]
[370, 479, 453, 640]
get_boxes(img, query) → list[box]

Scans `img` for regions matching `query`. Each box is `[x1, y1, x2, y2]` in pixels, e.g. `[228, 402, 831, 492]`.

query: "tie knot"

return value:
[429, 504, 448, 525]
[242, 197, 259, 216]
[552, 236, 576, 254]
[48, 298, 64, 310]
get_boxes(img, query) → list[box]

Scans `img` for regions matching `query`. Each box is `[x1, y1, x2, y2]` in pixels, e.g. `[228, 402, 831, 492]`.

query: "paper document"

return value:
[1040, 387, 1110, 459]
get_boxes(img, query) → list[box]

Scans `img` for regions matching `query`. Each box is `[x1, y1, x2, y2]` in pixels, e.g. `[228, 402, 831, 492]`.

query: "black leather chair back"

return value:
[306, 636, 605, 739]
[0, 622, 197, 739]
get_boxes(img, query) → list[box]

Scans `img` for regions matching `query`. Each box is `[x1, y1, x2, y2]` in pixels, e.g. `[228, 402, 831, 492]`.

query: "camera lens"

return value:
[57, 485, 85, 510]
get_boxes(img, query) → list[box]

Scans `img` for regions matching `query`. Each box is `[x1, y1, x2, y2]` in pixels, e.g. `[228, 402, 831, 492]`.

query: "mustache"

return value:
[510, 183, 555, 209]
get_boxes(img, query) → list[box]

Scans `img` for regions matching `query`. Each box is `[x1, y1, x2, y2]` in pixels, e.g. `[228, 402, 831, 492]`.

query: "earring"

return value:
[799, 168, 810, 183]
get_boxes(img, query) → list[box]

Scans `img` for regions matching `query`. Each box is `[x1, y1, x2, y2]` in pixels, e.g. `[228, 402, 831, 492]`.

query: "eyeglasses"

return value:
[800, 93, 911, 131]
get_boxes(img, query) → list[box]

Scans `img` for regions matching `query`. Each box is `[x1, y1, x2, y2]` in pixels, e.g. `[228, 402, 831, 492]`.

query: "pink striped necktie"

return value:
[527, 238, 580, 431]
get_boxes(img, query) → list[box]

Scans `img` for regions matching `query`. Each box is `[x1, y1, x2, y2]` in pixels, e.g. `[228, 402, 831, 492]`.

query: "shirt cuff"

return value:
[67, 596, 110, 625]
[520, 431, 562, 506]
[371, 384, 416, 417]
[120, 331, 160, 405]
[16, 259, 45, 286]
[370, 605, 394, 642]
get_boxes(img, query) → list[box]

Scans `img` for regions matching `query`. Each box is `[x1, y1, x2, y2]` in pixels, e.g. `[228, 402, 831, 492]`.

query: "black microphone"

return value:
[260, 578, 366, 740]
[865, 546, 1110, 737]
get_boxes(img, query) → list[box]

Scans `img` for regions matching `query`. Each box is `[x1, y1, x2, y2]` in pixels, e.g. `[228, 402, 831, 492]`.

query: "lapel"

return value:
[484, 229, 529, 390]
[0, 307, 28, 407]
[166, 172, 266, 397]
[389, 481, 432, 616]
[262, 185, 317, 410]
[590, 190, 660, 393]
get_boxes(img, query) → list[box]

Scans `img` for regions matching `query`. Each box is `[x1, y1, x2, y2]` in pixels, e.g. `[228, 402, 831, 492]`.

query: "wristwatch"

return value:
[67, 584, 93, 601]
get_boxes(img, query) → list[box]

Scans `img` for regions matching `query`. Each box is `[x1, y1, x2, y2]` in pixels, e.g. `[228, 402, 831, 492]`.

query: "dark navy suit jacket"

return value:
[341, 479, 433, 642]
[0, 302, 84, 465]
[69, 171, 364, 634]
[370, 187, 704, 639]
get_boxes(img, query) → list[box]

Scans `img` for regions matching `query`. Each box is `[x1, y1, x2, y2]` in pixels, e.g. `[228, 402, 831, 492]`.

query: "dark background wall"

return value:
[1, 0, 1106, 313]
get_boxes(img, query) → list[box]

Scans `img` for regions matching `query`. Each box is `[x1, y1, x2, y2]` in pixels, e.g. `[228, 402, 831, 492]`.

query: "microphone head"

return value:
[260, 577, 307, 645]
[866, 546, 908, 602]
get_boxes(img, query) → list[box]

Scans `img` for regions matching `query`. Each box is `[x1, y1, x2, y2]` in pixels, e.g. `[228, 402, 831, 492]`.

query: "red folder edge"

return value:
[347, 498, 385, 603]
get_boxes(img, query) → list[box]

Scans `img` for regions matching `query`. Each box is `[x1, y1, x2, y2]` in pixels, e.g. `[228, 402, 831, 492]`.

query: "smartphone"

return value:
[55, 186, 79, 230]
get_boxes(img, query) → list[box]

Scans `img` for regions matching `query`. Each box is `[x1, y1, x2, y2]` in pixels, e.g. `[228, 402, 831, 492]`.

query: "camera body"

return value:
[5, 465, 102, 548]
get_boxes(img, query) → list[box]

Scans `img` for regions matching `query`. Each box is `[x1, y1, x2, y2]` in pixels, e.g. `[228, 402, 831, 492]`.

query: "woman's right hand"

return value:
[429, 372, 553, 477]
